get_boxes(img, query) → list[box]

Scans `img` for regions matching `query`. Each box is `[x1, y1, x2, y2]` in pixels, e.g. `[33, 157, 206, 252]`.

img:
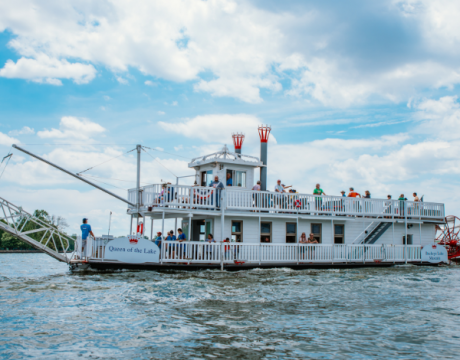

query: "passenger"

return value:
[340, 191, 346, 197]
[299, 232, 308, 260]
[262, 237, 270, 243]
[252, 180, 261, 211]
[412, 192, 420, 216]
[307, 233, 318, 244]
[154, 231, 162, 249]
[177, 228, 186, 259]
[364, 190, 371, 199]
[275, 180, 285, 193]
[80, 218, 95, 260]
[398, 194, 406, 218]
[348, 187, 361, 198]
[385, 195, 392, 218]
[209, 176, 224, 208]
[166, 230, 177, 259]
[413, 192, 420, 202]
[226, 173, 233, 186]
[206, 233, 216, 261]
[224, 237, 231, 259]
[313, 183, 326, 214]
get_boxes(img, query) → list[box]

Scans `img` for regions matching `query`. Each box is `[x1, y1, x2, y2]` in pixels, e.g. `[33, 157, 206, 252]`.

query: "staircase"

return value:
[0, 196, 76, 263]
[363, 222, 392, 244]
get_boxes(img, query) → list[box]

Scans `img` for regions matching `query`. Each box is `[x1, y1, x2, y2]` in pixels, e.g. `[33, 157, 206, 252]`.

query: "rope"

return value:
[0, 146, 13, 182]
[142, 147, 178, 178]
[142, 146, 191, 160]
[79, 174, 128, 191]
[77, 148, 135, 175]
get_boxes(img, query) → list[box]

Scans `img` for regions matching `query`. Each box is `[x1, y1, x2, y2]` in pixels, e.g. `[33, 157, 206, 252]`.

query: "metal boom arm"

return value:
[12, 144, 135, 207]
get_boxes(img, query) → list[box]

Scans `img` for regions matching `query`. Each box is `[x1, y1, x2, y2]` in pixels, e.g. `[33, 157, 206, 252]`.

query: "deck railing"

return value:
[128, 184, 445, 219]
[158, 241, 423, 264]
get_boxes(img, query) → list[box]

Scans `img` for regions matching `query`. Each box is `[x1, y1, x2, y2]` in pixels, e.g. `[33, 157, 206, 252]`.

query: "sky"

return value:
[1, 0, 460, 236]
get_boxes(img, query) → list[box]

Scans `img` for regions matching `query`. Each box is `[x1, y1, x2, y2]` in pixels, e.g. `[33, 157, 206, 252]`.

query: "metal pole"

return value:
[136, 144, 141, 227]
[420, 222, 422, 264]
[108, 211, 112, 238]
[12, 144, 135, 206]
[129, 215, 133, 235]
[392, 221, 395, 264]
[259, 216, 261, 265]
[162, 211, 165, 238]
[297, 216, 299, 265]
[405, 202, 408, 264]
[150, 217, 154, 241]
[220, 190, 225, 271]
[260, 142, 268, 191]
[175, 177, 179, 231]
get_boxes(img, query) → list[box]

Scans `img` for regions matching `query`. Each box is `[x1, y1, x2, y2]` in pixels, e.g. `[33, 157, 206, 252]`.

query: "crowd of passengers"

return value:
[155, 175, 422, 208]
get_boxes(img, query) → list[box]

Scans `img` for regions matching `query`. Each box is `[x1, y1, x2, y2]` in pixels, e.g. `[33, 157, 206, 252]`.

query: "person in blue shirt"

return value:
[80, 218, 95, 259]
[154, 231, 162, 249]
[226, 173, 233, 186]
[177, 228, 187, 259]
[166, 230, 177, 259]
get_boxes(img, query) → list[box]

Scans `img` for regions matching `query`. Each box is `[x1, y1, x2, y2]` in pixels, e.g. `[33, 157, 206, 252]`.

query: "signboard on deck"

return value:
[104, 237, 160, 263]
[421, 243, 448, 264]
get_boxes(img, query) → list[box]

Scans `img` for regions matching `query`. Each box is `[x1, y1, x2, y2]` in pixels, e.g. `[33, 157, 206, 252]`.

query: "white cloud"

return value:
[158, 113, 277, 145]
[0, 132, 19, 146]
[116, 76, 128, 85]
[8, 126, 35, 136]
[103, 95, 111, 101]
[174, 145, 183, 151]
[157, 111, 165, 115]
[0, 54, 96, 85]
[37, 116, 106, 141]
[1, 0, 460, 104]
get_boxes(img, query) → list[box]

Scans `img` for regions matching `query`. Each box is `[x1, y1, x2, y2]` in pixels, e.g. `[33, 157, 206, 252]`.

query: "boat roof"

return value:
[188, 145, 263, 168]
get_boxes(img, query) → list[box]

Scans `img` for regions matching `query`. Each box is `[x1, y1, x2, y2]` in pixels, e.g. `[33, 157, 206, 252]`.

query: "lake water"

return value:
[1, 254, 459, 359]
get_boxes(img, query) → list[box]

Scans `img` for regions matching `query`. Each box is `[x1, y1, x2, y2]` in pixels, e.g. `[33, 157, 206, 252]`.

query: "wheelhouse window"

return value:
[201, 170, 213, 186]
[311, 223, 322, 243]
[235, 171, 246, 187]
[261, 222, 271, 243]
[226, 170, 246, 187]
[334, 224, 344, 244]
[286, 223, 297, 243]
[232, 221, 243, 242]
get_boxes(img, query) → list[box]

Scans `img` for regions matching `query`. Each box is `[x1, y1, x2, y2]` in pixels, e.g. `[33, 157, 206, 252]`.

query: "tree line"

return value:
[0, 210, 75, 251]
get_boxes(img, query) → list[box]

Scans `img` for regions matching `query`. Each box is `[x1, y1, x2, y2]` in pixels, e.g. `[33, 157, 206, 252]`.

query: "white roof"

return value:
[188, 145, 263, 168]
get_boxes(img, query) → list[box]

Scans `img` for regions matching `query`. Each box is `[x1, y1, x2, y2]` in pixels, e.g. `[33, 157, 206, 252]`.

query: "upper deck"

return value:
[128, 184, 445, 221]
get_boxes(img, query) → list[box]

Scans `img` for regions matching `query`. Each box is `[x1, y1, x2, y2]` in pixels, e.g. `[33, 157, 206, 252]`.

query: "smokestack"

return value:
[258, 125, 271, 191]
[232, 133, 245, 157]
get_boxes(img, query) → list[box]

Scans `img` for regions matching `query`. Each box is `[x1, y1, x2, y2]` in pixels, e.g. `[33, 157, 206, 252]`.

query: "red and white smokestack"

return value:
[258, 125, 271, 191]
[232, 133, 245, 157]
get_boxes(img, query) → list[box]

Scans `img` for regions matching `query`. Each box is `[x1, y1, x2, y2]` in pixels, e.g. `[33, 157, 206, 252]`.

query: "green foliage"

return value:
[0, 210, 73, 251]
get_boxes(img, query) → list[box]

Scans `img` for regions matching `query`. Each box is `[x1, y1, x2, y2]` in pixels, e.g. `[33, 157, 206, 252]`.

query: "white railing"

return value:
[127, 185, 445, 219]
[155, 241, 423, 264]
[129, 184, 219, 210]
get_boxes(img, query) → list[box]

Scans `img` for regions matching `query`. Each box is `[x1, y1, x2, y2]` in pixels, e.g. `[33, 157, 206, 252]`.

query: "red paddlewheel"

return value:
[436, 216, 460, 260]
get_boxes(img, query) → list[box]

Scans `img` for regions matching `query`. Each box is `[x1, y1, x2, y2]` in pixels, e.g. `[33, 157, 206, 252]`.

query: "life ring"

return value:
[137, 223, 144, 235]
[294, 199, 302, 208]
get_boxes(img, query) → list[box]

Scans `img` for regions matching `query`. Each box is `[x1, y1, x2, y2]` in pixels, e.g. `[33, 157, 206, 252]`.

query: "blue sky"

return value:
[1, 0, 460, 235]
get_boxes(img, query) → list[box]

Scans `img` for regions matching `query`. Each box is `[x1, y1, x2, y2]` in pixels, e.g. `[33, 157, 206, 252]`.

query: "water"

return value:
[1, 254, 459, 359]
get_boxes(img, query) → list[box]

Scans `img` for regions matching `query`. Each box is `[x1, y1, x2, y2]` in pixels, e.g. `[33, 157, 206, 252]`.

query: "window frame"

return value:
[260, 221, 272, 243]
[311, 223, 322, 243]
[231, 220, 243, 242]
[286, 222, 297, 243]
[334, 224, 344, 244]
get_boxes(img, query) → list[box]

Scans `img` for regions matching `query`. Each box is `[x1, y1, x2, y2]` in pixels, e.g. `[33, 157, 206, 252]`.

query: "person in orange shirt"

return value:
[348, 187, 361, 198]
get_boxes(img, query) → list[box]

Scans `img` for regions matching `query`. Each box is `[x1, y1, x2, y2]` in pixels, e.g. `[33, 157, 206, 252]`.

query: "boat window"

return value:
[311, 223, 322, 243]
[403, 234, 413, 245]
[286, 223, 296, 243]
[261, 222, 271, 243]
[226, 170, 233, 186]
[201, 170, 213, 186]
[231, 221, 243, 242]
[199, 221, 206, 241]
[334, 224, 344, 244]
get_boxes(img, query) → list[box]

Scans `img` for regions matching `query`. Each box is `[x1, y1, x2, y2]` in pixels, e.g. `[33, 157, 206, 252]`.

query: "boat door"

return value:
[205, 219, 213, 240]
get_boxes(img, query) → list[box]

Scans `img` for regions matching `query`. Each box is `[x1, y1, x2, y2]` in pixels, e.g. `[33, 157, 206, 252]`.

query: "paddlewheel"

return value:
[436, 216, 460, 260]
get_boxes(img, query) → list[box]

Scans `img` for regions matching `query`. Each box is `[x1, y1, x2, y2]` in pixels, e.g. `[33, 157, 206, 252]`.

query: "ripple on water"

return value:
[0, 254, 459, 359]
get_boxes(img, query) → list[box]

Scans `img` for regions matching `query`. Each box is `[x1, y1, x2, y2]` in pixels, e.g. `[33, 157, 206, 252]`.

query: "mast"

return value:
[136, 144, 141, 225]
[12, 144, 135, 207]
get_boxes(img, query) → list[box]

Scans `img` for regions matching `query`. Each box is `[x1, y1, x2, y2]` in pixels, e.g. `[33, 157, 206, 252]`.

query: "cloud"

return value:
[103, 95, 111, 101]
[0, 132, 19, 146]
[0, 54, 96, 85]
[158, 113, 277, 145]
[8, 126, 35, 136]
[37, 117, 106, 141]
[157, 111, 165, 115]
[144, 80, 157, 86]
